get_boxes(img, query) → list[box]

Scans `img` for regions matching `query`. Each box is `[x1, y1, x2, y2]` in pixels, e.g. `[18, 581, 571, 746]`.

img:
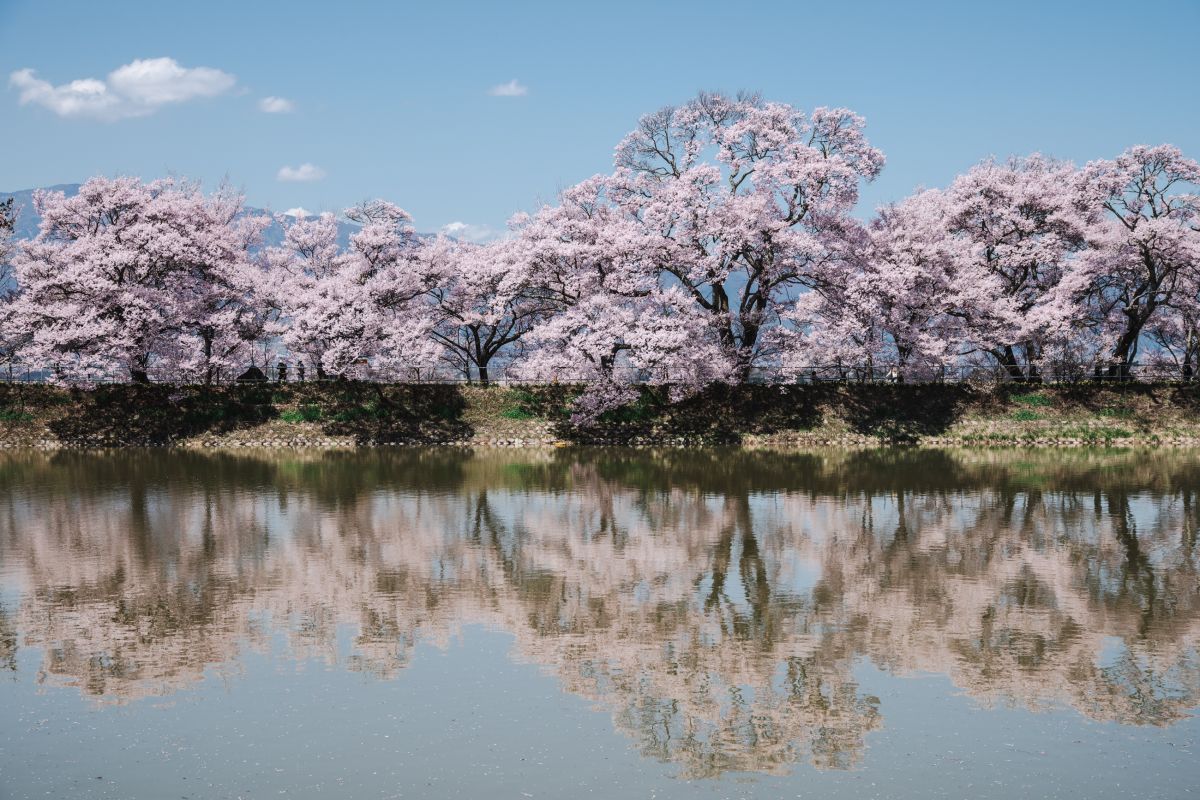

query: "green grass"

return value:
[508, 388, 539, 405]
[279, 404, 323, 423]
[1011, 392, 1053, 408]
[0, 409, 33, 422]
[1011, 409, 1043, 421]
[499, 388, 568, 422]
[1097, 406, 1135, 419]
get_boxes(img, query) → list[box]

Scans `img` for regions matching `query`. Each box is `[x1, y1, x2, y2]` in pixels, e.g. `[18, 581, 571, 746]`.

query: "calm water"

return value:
[0, 447, 1197, 799]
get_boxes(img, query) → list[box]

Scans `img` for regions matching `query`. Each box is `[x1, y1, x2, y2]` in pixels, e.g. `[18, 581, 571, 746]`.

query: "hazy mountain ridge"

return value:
[0, 184, 436, 248]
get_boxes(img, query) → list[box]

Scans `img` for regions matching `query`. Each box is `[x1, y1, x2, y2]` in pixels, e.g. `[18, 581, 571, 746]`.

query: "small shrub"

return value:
[598, 389, 662, 423]
[183, 405, 226, 424]
[0, 409, 33, 422]
[431, 404, 458, 420]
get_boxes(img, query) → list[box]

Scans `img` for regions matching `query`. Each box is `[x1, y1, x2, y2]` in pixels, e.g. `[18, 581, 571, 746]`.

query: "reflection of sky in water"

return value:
[0, 447, 1198, 799]
[1097, 635, 1127, 669]
[4, 627, 1194, 800]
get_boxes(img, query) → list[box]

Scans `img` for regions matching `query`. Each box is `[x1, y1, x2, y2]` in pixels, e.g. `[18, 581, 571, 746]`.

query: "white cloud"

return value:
[107, 58, 234, 105]
[259, 96, 295, 113]
[8, 70, 120, 118]
[277, 163, 326, 182]
[441, 221, 502, 244]
[488, 79, 528, 97]
[9, 58, 236, 120]
[282, 207, 311, 218]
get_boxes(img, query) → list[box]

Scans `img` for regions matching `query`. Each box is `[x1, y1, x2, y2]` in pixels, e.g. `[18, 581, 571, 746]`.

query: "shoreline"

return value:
[4, 431, 1200, 451]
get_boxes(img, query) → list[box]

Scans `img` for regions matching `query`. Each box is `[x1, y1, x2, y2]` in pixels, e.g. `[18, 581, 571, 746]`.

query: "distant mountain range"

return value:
[1, 184, 432, 249]
[1, 185, 78, 241]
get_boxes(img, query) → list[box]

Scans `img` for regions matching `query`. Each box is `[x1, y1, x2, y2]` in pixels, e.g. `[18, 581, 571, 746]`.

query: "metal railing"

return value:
[746, 362, 1197, 385]
[3, 361, 1196, 386]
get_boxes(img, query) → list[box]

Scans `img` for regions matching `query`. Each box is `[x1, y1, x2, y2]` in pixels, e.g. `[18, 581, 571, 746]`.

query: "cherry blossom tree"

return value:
[265, 201, 439, 380]
[10, 177, 267, 384]
[606, 92, 885, 378]
[0, 197, 14, 270]
[514, 92, 884, 415]
[422, 236, 550, 384]
[172, 212, 271, 384]
[940, 155, 1092, 380]
[261, 212, 341, 376]
[0, 197, 19, 374]
[1063, 146, 1200, 376]
[1146, 294, 1200, 379]
[781, 189, 962, 380]
[509, 177, 735, 418]
[516, 286, 733, 421]
[6, 116, 1197, 394]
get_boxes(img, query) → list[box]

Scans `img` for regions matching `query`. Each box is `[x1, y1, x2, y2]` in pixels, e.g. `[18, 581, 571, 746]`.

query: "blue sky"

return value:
[3, 0, 1199, 238]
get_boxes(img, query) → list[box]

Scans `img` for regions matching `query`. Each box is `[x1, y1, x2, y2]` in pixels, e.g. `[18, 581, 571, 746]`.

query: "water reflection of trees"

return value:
[0, 448, 1197, 776]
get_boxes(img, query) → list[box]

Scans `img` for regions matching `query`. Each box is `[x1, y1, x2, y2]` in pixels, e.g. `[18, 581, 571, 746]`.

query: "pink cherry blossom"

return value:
[10, 177, 268, 384]
[511, 92, 884, 416]
[3, 96, 1196, 401]
[1066, 146, 1200, 374]
[265, 201, 439, 381]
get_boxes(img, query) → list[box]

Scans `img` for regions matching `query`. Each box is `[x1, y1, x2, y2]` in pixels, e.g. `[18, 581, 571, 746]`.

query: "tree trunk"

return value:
[202, 331, 215, 386]
[1109, 290, 1158, 379]
[1109, 326, 1142, 380]
[1022, 342, 1043, 384]
[734, 316, 761, 384]
[993, 346, 1026, 381]
[1184, 329, 1197, 382]
[986, 346, 1026, 381]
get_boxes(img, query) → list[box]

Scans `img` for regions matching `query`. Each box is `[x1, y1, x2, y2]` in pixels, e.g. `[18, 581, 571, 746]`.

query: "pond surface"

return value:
[0, 447, 1197, 799]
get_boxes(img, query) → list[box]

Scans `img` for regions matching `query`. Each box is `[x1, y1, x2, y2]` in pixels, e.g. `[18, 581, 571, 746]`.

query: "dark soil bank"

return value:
[2, 381, 1199, 448]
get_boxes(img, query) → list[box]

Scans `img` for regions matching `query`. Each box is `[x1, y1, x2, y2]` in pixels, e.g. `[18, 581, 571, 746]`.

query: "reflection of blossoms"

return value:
[1, 448, 1198, 776]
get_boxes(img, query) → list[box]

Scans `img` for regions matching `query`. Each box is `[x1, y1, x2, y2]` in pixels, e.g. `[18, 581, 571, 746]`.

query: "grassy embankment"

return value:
[1, 381, 1199, 448]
